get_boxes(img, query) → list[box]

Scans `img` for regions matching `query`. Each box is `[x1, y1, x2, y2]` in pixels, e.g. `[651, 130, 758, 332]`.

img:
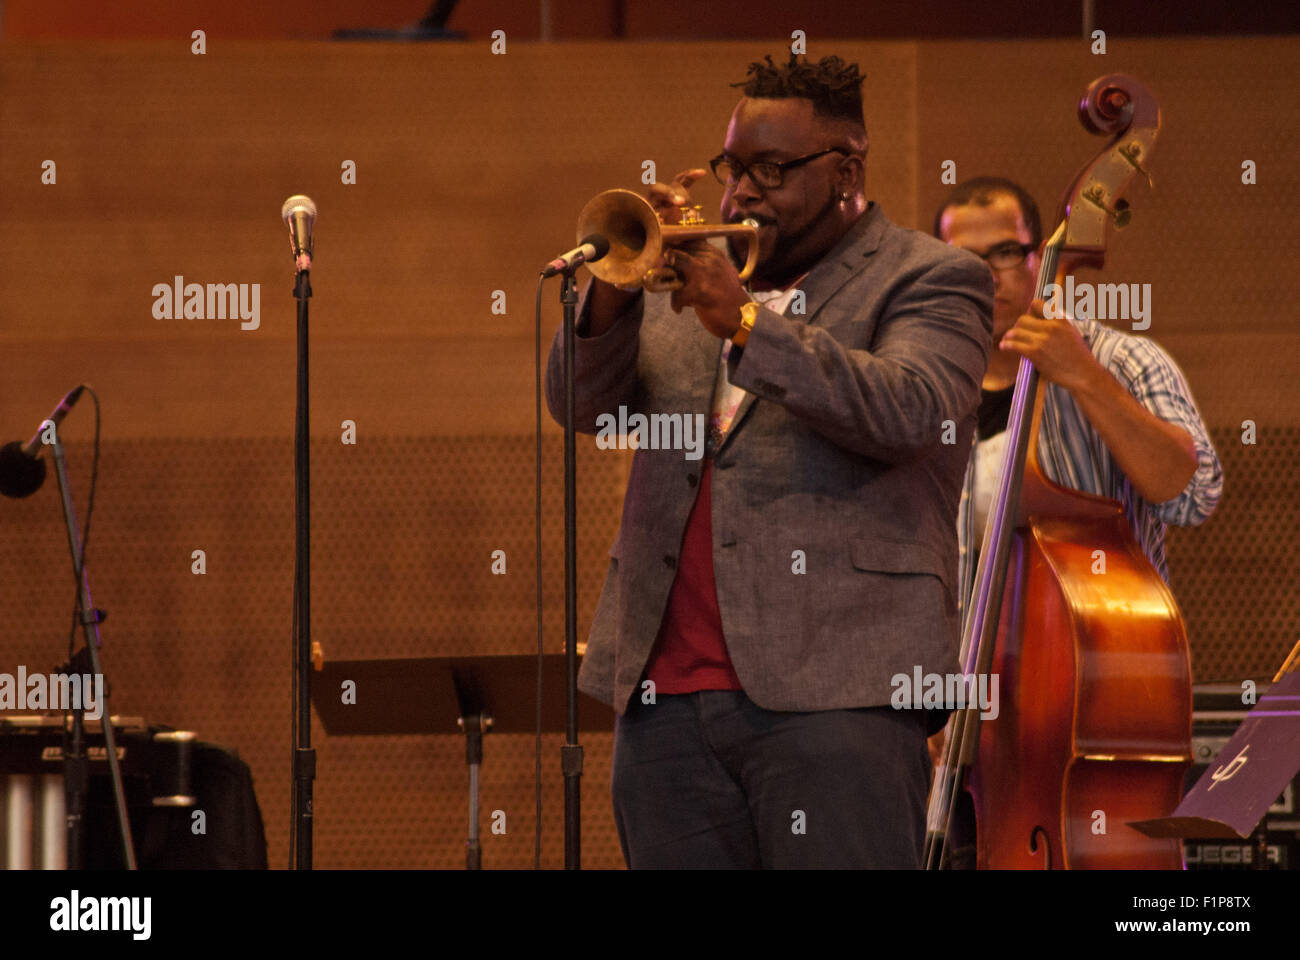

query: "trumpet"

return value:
[576, 188, 761, 292]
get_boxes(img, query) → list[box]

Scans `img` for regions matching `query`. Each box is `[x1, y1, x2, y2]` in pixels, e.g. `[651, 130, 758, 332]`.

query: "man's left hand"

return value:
[999, 298, 1100, 393]
[663, 241, 751, 339]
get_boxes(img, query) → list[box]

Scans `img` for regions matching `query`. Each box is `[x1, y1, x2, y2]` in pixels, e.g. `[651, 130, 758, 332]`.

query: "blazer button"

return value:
[663, 554, 676, 569]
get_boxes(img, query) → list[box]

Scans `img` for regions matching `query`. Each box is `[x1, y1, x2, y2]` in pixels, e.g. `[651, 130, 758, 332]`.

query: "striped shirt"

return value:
[957, 315, 1223, 608]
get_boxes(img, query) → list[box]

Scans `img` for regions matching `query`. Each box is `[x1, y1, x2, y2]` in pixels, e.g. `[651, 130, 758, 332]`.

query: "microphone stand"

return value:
[292, 266, 316, 869]
[558, 268, 583, 869]
[49, 428, 136, 869]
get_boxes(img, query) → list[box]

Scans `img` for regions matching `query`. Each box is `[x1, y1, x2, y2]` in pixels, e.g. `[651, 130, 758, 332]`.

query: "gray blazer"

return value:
[546, 203, 993, 715]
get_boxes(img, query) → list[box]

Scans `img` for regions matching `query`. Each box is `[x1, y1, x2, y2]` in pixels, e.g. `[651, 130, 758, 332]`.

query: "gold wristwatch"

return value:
[732, 301, 759, 348]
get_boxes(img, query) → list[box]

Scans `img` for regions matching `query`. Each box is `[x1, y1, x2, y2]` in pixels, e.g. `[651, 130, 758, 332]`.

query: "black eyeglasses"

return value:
[970, 241, 1037, 270]
[709, 148, 852, 190]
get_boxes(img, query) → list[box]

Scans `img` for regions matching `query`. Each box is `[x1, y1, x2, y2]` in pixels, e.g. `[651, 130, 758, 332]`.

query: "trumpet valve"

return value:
[675, 204, 706, 226]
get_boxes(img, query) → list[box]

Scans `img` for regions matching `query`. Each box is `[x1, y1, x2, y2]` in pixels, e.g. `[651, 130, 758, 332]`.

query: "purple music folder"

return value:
[1131, 669, 1300, 840]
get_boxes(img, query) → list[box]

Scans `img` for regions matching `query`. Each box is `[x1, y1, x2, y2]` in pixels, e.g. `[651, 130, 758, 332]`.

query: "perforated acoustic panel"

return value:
[0, 434, 628, 869]
[1166, 425, 1300, 682]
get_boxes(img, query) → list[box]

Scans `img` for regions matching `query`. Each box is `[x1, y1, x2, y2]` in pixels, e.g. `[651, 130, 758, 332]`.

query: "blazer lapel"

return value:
[714, 203, 889, 455]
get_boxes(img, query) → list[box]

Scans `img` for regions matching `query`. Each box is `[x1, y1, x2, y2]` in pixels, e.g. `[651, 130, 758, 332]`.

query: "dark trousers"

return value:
[611, 689, 931, 868]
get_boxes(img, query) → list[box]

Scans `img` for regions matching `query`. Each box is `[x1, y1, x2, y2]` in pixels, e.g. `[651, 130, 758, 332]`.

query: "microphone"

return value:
[0, 385, 86, 498]
[543, 234, 609, 277]
[281, 195, 317, 273]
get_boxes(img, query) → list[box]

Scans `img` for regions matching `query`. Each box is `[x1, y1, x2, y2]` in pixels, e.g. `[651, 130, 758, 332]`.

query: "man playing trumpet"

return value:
[546, 53, 993, 868]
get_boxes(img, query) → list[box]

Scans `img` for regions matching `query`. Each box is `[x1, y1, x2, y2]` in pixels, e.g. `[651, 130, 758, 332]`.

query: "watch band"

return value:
[732, 301, 760, 348]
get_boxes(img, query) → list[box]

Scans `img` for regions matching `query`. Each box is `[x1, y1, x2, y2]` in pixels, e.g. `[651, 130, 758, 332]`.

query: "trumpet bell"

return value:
[575, 189, 663, 287]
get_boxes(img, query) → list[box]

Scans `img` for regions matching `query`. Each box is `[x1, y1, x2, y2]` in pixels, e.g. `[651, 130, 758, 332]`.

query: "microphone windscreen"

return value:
[582, 234, 610, 262]
[281, 195, 317, 223]
[0, 441, 46, 499]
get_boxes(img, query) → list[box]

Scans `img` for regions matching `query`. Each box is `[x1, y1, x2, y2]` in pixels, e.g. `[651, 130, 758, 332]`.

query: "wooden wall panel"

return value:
[0, 41, 915, 439]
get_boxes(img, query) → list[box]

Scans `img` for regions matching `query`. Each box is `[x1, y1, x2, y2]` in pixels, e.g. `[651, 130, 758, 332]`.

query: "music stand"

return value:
[1130, 642, 1300, 869]
[311, 653, 614, 868]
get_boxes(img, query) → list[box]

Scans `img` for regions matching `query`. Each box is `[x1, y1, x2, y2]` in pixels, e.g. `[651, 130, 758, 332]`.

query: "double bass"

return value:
[924, 74, 1193, 869]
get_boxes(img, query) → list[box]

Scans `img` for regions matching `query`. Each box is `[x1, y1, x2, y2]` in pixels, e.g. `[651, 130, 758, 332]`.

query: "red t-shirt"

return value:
[644, 458, 743, 693]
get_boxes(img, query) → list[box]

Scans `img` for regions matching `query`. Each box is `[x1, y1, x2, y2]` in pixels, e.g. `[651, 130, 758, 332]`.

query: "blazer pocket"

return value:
[849, 537, 955, 617]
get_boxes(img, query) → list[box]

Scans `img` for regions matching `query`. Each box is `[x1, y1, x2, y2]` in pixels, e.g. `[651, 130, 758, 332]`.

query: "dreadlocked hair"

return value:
[732, 53, 866, 130]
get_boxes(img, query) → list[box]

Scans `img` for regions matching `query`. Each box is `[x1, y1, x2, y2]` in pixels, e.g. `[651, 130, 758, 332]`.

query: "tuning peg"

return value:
[1082, 184, 1132, 229]
[1119, 141, 1154, 188]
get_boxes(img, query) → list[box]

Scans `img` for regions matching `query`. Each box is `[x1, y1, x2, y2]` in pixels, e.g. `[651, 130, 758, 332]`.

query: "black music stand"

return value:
[311, 654, 614, 869]
[1130, 648, 1300, 869]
